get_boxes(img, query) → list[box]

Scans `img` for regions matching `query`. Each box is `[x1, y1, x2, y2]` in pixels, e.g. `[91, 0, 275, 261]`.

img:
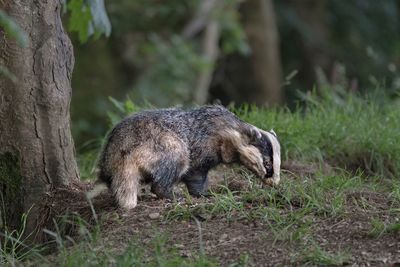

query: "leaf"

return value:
[67, 0, 93, 43]
[108, 96, 126, 113]
[0, 10, 28, 47]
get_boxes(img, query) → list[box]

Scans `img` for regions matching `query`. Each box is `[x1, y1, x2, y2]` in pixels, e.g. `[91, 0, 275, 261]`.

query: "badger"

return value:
[88, 105, 281, 210]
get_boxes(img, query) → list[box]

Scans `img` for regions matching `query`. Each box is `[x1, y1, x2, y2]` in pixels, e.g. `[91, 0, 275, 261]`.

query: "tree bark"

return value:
[0, 0, 79, 238]
[290, 0, 331, 88]
[242, 0, 283, 106]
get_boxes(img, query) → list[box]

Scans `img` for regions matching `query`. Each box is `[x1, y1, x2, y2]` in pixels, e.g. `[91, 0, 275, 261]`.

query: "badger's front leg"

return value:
[151, 182, 174, 199]
[183, 172, 209, 197]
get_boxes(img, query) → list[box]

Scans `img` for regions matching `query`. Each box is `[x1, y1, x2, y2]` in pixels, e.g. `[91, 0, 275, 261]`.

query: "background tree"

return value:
[190, 0, 221, 105]
[241, 0, 283, 106]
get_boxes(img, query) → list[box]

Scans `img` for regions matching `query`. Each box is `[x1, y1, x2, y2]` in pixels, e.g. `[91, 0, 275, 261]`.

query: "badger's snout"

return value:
[263, 156, 274, 178]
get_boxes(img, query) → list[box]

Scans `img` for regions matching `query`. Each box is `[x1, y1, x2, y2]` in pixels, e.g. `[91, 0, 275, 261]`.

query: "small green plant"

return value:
[389, 180, 400, 206]
[107, 97, 141, 126]
[76, 140, 103, 180]
[166, 187, 246, 222]
[0, 208, 45, 265]
[228, 253, 251, 267]
[262, 207, 313, 244]
[299, 243, 350, 266]
[369, 218, 400, 238]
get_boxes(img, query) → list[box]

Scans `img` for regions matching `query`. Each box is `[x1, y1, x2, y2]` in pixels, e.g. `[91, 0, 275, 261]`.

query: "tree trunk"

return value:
[193, 19, 220, 105]
[0, 0, 79, 239]
[242, 0, 283, 106]
[291, 0, 330, 89]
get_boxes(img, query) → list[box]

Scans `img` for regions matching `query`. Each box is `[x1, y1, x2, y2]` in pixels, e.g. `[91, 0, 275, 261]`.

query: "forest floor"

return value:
[8, 96, 399, 266]
[41, 161, 400, 267]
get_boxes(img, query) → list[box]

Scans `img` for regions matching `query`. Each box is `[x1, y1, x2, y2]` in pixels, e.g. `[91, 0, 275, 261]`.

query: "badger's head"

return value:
[250, 129, 281, 185]
[220, 127, 281, 186]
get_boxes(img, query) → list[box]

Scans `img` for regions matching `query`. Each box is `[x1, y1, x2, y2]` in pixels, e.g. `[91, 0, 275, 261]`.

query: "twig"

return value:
[192, 215, 205, 256]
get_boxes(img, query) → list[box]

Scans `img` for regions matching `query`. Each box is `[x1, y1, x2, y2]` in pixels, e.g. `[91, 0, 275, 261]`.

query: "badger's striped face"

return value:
[220, 128, 281, 185]
[252, 129, 281, 184]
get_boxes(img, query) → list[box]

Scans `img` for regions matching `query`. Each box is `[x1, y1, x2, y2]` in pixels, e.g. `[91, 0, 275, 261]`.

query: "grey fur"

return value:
[95, 105, 281, 209]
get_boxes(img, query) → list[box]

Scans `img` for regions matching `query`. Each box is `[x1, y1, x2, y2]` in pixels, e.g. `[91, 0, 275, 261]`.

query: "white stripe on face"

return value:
[263, 130, 281, 184]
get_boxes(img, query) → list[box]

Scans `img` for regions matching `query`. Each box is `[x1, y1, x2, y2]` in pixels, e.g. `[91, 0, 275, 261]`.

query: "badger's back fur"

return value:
[93, 105, 281, 210]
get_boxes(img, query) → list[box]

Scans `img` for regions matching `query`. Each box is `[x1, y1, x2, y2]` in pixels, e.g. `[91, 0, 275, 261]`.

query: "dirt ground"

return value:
[96, 201, 400, 266]
[83, 163, 400, 266]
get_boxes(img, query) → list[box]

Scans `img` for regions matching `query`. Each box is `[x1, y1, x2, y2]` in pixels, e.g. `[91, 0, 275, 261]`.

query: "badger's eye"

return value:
[263, 157, 272, 167]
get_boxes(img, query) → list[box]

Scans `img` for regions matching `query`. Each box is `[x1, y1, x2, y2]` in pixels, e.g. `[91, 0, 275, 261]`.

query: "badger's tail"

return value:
[86, 181, 109, 200]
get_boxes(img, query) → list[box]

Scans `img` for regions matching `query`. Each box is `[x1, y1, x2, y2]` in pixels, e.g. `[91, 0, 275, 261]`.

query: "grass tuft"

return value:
[369, 218, 400, 238]
[298, 243, 350, 266]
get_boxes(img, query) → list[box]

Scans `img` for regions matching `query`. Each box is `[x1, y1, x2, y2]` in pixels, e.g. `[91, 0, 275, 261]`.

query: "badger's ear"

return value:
[252, 127, 262, 138]
[269, 129, 277, 137]
[246, 125, 262, 143]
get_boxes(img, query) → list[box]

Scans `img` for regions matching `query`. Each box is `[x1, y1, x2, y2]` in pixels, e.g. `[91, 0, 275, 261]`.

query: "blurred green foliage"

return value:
[107, 0, 246, 106]
[71, 0, 247, 145]
[66, 0, 111, 43]
[67, 0, 92, 43]
[107, 96, 140, 127]
[132, 34, 208, 106]
[67, 0, 400, 145]
[277, 0, 400, 95]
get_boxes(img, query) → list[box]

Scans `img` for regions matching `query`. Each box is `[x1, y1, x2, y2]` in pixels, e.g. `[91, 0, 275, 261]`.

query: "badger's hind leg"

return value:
[128, 134, 190, 200]
[150, 157, 188, 199]
[111, 163, 140, 210]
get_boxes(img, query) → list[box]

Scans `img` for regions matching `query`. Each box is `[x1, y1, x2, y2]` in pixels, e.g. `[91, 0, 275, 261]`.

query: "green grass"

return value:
[165, 167, 378, 247]
[75, 139, 103, 180]
[54, 234, 217, 267]
[96, 89, 400, 182]
[79, 89, 400, 182]
[167, 169, 366, 222]
[3, 214, 218, 267]
[0, 208, 46, 266]
[237, 91, 400, 179]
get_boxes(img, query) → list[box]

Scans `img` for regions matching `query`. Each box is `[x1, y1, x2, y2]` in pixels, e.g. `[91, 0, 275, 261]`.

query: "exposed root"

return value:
[36, 181, 116, 242]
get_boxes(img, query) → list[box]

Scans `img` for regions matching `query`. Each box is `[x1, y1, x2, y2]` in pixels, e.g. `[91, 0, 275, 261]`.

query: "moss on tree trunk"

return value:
[0, 152, 23, 229]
